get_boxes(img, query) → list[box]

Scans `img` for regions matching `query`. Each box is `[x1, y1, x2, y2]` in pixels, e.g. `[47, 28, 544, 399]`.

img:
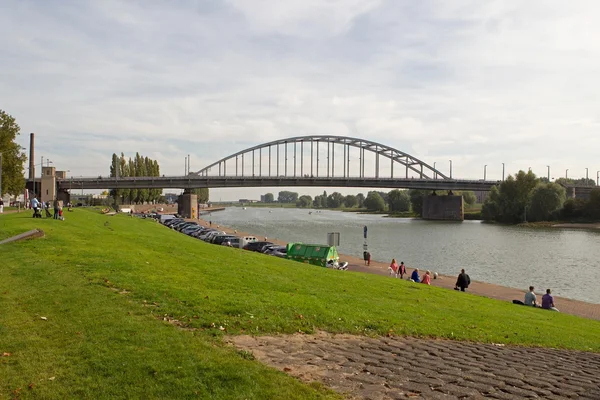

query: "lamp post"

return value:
[586, 168, 589, 185]
[502, 163, 505, 181]
[565, 169, 569, 179]
[433, 162, 436, 179]
[547, 166, 550, 183]
[483, 164, 487, 181]
[449, 160, 452, 179]
[597, 170, 600, 187]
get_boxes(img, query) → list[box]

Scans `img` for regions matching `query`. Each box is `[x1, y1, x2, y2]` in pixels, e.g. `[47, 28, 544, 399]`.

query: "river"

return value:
[205, 207, 600, 304]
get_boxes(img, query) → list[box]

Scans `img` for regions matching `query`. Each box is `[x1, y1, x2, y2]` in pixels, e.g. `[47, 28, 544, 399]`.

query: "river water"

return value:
[206, 207, 600, 304]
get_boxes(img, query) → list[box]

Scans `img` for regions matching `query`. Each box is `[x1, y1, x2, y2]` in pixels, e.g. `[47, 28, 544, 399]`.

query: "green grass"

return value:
[1, 210, 599, 398]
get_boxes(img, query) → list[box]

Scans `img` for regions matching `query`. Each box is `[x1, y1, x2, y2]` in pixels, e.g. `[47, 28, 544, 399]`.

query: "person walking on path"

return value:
[367, 252, 371, 266]
[398, 262, 406, 279]
[542, 289, 560, 312]
[389, 259, 399, 277]
[455, 269, 471, 292]
[0, 198, 4, 214]
[363, 251, 369, 266]
[524, 286, 539, 307]
[421, 270, 432, 285]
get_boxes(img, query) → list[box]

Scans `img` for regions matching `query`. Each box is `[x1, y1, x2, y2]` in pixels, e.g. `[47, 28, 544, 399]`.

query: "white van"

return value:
[240, 236, 257, 248]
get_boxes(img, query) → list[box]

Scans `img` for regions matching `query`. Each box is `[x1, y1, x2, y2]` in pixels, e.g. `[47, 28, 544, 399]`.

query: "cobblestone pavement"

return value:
[230, 332, 600, 399]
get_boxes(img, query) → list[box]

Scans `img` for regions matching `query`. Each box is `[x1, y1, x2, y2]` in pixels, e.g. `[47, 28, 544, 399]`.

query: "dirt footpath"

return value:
[229, 332, 600, 400]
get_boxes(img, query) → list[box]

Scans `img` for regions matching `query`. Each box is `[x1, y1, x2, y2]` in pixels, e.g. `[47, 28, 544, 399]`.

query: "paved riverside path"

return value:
[231, 332, 600, 399]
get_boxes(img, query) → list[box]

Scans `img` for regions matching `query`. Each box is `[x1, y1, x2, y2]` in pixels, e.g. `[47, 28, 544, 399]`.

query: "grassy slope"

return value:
[1, 210, 599, 398]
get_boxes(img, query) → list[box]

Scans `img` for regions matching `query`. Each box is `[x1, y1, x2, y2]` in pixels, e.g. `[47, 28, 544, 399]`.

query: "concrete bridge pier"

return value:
[177, 191, 198, 219]
[422, 194, 464, 221]
[56, 189, 70, 206]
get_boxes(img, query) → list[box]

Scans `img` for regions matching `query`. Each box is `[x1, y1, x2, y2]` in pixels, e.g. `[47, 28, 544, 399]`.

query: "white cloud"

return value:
[2, 0, 600, 199]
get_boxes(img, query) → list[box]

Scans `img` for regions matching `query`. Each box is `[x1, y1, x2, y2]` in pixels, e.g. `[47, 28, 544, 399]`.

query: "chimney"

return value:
[29, 133, 35, 180]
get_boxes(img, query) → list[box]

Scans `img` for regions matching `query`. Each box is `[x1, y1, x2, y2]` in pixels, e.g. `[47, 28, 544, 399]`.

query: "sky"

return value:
[2, 0, 600, 200]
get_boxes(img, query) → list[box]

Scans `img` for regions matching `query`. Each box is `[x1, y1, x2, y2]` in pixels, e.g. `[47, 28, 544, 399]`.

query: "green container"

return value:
[285, 243, 339, 267]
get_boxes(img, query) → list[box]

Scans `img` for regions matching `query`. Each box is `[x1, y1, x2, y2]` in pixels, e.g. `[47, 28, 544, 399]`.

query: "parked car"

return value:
[192, 228, 213, 239]
[203, 231, 226, 242]
[212, 235, 238, 245]
[182, 225, 203, 235]
[221, 237, 241, 247]
[239, 236, 258, 248]
[170, 221, 189, 229]
[164, 218, 183, 227]
[243, 241, 272, 252]
[261, 244, 278, 253]
[265, 246, 287, 257]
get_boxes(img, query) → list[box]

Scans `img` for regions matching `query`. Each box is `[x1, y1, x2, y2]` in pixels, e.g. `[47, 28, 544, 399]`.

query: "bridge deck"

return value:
[55, 176, 500, 191]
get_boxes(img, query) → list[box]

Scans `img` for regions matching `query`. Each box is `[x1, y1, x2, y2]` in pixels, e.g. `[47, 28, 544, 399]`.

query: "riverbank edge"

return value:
[189, 214, 600, 321]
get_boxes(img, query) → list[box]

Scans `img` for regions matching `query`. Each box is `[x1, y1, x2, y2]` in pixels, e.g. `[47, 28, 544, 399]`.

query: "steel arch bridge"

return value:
[194, 135, 449, 180]
[56, 135, 501, 191]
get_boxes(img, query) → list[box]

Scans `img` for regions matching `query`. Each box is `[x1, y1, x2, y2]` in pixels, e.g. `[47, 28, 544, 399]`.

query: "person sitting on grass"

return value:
[454, 269, 471, 292]
[410, 268, 420, 283]
[542, 289, 559, 312]
[421, 270, 431, 285]
[524, 286, 539, 307]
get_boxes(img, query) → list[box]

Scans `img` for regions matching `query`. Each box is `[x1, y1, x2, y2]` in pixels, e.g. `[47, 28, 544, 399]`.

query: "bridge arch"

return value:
[195, 135, 448, 180]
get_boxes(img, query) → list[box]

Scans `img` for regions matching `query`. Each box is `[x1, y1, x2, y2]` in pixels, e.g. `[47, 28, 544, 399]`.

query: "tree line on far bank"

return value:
[263, 189, 477, 214]
[481, 170, 600, 223]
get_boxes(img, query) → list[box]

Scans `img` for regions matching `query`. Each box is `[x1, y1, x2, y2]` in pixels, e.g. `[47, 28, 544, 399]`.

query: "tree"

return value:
[0, 110, 27, 196]
[278, 191, 298, 203]
[296, 195, 312, 208]
[387, 189, 410, 212]
[343, 194, 357, 208]
[527, 183, 566, 222]
[481, 170, 540, 223]
[586, 188, 600, 220]
[363, 191, 385, 211]
[408, 189, 428, 216]
[263, 193, 274, 203]
[326, 192, 344, 208]
[356, 193, 365, 208]
[461, 191, 477, 206]
[191, 188, 209, 203]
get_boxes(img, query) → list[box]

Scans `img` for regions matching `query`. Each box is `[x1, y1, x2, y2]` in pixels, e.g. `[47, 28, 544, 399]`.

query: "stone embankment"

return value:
[230, 332, 600, 400]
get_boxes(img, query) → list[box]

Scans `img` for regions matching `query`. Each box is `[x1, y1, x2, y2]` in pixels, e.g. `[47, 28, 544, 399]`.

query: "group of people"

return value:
[388, 260, 471, 291]
[517, 286, 560, 312]
[30, 197, 66, 220]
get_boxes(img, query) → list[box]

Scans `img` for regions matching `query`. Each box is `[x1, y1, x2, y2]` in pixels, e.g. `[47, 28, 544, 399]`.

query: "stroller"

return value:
[32, 207, 42, 218]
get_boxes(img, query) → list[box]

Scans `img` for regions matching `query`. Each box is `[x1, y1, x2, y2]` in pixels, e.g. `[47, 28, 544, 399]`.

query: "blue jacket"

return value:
[411, 270, 420, 283]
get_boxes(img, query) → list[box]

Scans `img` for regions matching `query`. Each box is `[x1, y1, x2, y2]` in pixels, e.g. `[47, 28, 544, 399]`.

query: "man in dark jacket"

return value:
[455, 269, 471, 292]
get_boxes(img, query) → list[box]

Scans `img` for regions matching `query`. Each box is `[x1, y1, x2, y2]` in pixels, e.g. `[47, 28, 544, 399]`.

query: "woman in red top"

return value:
[389, 259, 399, 277]
[421, 270, 432, 285]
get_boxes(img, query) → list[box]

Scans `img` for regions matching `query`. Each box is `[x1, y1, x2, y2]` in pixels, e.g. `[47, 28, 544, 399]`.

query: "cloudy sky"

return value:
[2, 0, 600, 199]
